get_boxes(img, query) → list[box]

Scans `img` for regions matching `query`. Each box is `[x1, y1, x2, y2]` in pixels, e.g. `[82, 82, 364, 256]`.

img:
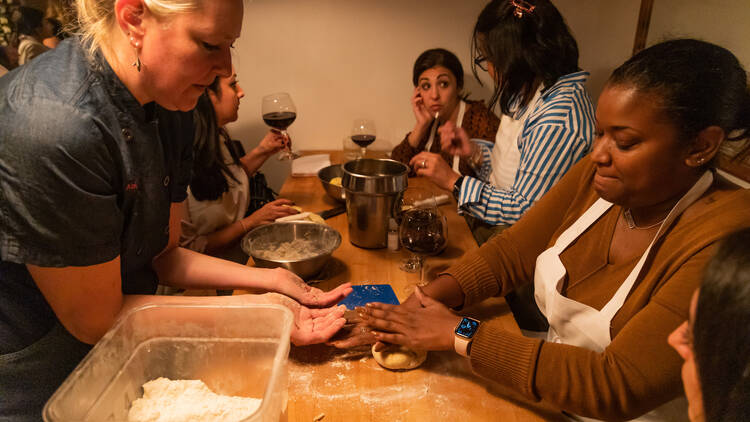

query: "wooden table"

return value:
[248, 151, 565, 421]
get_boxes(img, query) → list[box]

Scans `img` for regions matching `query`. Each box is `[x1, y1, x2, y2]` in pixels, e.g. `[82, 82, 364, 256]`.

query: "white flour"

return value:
[127, 378, 261, 422]
[255, 238, 321, 261]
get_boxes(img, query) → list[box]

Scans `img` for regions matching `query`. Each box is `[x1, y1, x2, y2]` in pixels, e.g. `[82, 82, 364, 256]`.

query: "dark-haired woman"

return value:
[181, 69, 298, 265]
[669, 228, 750, 422]
[412, 0, 594, 229]
[349, 39, 750, 420]
[390, 48, 500, 178]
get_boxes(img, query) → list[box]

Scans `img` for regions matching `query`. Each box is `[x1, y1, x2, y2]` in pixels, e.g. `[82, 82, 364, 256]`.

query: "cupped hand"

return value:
[409, 152, 460, 191]
[439, 121, 472, 157]
[269, 267, 353, 307]
[244, 199, 298, 228]
[261, 293, 347, 346]
[361, 287, 461, 352]
[257, 130, 288, 156]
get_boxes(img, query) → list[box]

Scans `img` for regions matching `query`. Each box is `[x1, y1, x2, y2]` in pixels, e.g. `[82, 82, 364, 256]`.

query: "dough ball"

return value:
[371, 344, 427, 371]
[306, 213, 325, 224]
[329, 177, 342, 186]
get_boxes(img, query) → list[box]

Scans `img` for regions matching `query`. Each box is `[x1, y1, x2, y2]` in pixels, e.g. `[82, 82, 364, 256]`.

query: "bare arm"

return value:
[238, 130, 286, 177]
[159, 202, 351, 304]
[29, 201, 352, 346]
[29, 261, 345, 347]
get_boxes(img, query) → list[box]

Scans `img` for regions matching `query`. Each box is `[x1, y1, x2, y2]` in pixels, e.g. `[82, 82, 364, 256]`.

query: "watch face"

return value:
[455, 317, 479, 338]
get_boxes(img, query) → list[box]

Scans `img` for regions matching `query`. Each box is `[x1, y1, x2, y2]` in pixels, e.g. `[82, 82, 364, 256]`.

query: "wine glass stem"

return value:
[277, 130, 293, 160]
[360, 146, 366, 158]
[417, 255, 426, 287]
[282, 130, 290, 151]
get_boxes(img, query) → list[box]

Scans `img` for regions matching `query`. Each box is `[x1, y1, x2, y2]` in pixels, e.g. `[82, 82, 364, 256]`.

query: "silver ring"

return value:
[421, 159, 427, 169]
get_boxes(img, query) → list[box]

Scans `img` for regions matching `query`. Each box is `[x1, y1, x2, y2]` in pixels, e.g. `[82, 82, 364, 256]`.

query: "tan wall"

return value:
[647, 0, 749, 68]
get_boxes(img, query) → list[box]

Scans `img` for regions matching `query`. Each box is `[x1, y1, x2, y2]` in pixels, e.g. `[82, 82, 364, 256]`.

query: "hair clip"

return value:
[511, 0, 536, 18]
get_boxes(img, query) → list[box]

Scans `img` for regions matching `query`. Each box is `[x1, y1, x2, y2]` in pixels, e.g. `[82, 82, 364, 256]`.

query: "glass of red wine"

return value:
[262, 92, 299, 160]
[398, 188, 448, 286]
[351, 118, 376, 159]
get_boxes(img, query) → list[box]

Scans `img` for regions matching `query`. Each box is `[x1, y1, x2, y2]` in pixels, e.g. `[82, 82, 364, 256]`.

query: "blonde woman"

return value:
[0, 1, 350, 419]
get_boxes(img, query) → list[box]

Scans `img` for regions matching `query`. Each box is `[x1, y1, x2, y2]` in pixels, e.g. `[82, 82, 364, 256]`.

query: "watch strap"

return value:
[454, 335, 471, 357]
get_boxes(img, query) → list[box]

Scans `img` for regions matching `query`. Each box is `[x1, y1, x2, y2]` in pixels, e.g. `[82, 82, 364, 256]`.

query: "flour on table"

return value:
[128, 377, 261, 422]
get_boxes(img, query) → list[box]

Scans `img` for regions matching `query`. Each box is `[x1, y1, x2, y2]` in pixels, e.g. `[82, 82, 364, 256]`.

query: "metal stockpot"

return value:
[342, 159, 409, 248]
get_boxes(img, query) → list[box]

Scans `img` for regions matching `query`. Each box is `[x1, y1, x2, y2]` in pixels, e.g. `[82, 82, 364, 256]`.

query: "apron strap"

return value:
[600, 171, 713, 319]
[452, 101, 467, 172]
[550, 198, 613, 254]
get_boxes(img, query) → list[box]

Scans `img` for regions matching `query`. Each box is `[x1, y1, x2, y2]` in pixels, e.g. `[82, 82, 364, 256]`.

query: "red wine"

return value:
[400, 209, 446, 255]
[351, 134, 376, 148]
[263, 112, 297, 130]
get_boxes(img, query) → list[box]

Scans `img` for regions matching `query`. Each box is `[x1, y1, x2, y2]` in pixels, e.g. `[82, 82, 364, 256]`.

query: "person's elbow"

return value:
[57, 300, 122, 344]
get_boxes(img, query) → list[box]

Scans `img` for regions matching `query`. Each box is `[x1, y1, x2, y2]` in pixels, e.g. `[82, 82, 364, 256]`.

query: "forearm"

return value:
[458, 180, 533, 225]
[407, 123, 430, 148]
[152, 247, 276, 292]
[405, 274, 466, 309]
[203, 219, 249, 255]
[240, 146, 273, 177]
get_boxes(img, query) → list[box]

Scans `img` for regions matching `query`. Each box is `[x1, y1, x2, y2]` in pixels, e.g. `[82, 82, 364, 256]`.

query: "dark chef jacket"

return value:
[0, 37, 193, 421]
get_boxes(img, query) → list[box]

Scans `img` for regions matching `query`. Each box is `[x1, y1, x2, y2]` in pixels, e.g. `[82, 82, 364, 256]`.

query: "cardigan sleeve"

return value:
[391, 132, 421, 165]
[446, 157, 593, 307]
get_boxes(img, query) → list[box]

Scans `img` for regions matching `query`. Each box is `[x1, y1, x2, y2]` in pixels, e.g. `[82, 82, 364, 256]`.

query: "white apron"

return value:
[489, 88, 542, 189]
[533, 171, 713, 421]
[425, 100, 466, 172]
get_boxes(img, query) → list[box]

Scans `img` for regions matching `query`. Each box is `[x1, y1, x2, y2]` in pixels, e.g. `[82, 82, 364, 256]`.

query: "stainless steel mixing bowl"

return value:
[241, 221, 341, 280]
[318, 164, 346, 202]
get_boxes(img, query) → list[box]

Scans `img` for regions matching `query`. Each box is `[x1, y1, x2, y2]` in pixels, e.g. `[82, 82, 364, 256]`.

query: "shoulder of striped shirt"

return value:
[530, 83, 594, 127]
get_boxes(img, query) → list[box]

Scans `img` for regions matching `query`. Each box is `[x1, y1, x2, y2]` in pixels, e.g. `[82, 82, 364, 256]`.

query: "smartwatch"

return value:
[452, 176, 465, 201]
[454, 316, 480, 357]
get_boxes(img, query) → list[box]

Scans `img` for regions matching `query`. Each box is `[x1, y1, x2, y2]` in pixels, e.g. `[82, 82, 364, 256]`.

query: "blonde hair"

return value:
[74, 0, 200, 59]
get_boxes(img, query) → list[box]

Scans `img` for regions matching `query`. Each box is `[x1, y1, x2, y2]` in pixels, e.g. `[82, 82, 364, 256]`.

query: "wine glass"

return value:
[350, 118, 376, 158]
[398, 188, 448, 286]
[262, 92, 299, 160]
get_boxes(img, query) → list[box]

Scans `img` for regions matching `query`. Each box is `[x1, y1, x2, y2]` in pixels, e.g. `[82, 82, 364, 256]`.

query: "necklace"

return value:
[623, 208, 667, 230]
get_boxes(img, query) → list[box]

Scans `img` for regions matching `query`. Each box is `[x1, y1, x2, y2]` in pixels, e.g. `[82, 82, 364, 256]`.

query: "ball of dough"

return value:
[371, 344, 427, 371]
[329, 177, 342, 186]
[306, 213, 325, 224]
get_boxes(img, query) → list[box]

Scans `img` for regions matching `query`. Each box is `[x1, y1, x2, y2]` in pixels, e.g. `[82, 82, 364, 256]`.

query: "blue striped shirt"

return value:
[457, 71, 595, 225]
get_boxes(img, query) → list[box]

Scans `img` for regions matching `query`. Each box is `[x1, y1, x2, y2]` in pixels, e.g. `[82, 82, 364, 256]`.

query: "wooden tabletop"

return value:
[245, 151, 565, 421]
